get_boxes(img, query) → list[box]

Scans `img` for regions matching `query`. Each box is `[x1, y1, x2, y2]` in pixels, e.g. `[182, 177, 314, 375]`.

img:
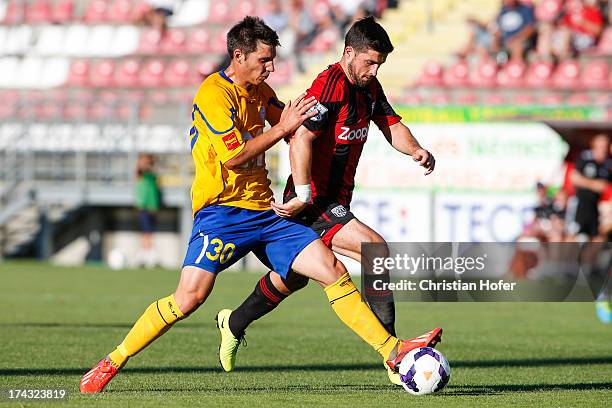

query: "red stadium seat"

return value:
[566, 93, 591, 106]
[236, 0, 255, 18]
[401, 93, 422, 105]
[2, 0, 22, 24]
[497, 60, 526, 87]
[581, 60, 609, 89]
[187, 28, 210, 54]
[210, 29, 229, 54]
[594, 93, 611, 106]
[539, 93, 563, 106]
[197, 59, 216, 78]
[456, 93, 478, 105]
[161, 28, 187, 54]
[471, 59, 498, 88]
[139, 28, 163, 54]
[140, 59, 165, 87]
[53, 0, 74, 23]
[525, 61, 553, 88]
[207, 1, 232, 23]
[109, 0, 134, 23]
[444, 60, 470, 87]
[90, 60, 115, 87]
[535, 0, 562, 22]
[165, 59, 192, 87]
[510, 94, 535, 106]
[84, 0, 109, 23]
[68, 60, 90, 86]
[552, 60, 581, 89]
[429, 93, 451, 106]
[418, 62, 445, 87]
[115, 59, 141, 88]
[596, 27, 612, 55]
[27, 0, 53, 23]
[482, 93, 506, 105]
[267, 61, 292, 86]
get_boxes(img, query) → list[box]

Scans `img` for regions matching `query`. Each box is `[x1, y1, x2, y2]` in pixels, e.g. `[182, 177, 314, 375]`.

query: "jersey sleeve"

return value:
[192, 86, 245, 164]
[574, 152, 588, 174]
[264, 85, 285, 126]
[372, 80, 402, 130]
[302, 67, 345, 134]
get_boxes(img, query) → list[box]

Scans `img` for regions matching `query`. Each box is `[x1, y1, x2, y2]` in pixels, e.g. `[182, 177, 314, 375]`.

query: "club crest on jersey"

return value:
[330, 205, 347, 218]
[222, 130, 241, 150]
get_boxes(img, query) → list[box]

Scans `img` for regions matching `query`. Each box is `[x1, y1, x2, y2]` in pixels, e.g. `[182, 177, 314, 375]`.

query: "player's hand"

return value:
[271, 197, 308, 218]
[412, 148, 435, 175]
[278, 93, 318, 136]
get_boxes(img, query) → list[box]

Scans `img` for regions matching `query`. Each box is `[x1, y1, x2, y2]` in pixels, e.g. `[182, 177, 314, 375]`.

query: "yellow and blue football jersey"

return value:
[189, 71, 284, 215]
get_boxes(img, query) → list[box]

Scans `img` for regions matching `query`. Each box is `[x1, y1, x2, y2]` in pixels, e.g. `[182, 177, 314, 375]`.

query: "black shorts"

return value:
[138, 210, 157, 233]
[285, 195, 355, 246]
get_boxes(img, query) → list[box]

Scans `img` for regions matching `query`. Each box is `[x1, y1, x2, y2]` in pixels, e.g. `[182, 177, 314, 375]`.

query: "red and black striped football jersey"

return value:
[285, 63, 401, 206]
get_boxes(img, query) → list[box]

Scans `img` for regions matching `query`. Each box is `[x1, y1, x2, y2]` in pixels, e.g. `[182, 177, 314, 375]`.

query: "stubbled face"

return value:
[346, 47, 387, 88]
[237, 41, 276, 87]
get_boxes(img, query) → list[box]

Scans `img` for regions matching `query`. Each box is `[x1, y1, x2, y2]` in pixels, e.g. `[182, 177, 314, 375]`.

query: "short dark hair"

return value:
[345, 16, 394, 54]
[226, 16, 280, 58]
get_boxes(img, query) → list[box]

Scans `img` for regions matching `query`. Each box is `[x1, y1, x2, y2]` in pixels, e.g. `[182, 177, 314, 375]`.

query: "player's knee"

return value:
[175, 288, 208, 315]
[282, 272, 309, 292]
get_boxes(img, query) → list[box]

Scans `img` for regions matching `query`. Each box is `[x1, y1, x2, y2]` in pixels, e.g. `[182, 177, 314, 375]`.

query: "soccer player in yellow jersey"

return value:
[80, 16, 441, 393]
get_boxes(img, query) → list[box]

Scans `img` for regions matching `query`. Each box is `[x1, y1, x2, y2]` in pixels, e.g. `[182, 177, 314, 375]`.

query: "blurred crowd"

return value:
[523, 133, 612, 243]
[460, 0, 610, 65]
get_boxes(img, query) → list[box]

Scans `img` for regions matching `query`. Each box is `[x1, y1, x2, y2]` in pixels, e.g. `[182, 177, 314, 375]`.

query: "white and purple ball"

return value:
[398, 347, 450, 395]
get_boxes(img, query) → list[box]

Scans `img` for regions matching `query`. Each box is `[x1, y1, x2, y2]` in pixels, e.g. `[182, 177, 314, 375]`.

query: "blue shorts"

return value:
[182, 205, 319, 277]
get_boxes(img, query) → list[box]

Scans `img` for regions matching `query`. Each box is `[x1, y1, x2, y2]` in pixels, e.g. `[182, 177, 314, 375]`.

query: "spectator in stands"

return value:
[492, 0, 537, 64]
[534, 181, 554, 219]
[135, 0, 182, 36]
[557, 0, 605, 58]
[263, 0, 289, 33]
[135, 154, 162, 269]
[458, 17, 496, 62]
[329, 0, 373, 31]
[571, 133, 612, 240]
[287, 0, 316, 72]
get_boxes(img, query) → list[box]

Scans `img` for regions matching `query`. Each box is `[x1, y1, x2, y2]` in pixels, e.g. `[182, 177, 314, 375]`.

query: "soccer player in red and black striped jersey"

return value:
[216, 17, 437, 385]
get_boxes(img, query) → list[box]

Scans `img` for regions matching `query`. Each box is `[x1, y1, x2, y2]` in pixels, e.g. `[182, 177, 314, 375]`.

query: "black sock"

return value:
[228, 272, 288, 338]
[369, 301, 396, 337]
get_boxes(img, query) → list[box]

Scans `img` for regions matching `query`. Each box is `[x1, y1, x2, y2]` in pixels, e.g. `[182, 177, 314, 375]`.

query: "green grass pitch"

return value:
[0, 261, 610, 407]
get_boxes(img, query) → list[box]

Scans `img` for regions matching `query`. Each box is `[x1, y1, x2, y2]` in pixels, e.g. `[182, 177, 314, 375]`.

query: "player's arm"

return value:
[225, 93, 318, 170]
[380, 122, 436, 175]
[271, 125, 318, 218]
[570, 169, 608, 192]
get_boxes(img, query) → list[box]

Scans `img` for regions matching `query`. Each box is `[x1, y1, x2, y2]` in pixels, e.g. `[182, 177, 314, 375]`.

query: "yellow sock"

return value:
[324, 273, 398, 359]
[108, 294, 184, 368]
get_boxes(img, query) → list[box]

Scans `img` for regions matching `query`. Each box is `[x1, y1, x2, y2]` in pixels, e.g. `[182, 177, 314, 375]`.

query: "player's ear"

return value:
[233, 49, 243, 64]
[344, 46, 354, 60]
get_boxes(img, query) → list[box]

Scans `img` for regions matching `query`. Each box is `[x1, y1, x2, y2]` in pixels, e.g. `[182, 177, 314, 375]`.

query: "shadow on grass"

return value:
[2, 357, 612, 377]
[444, 382, 612, 396]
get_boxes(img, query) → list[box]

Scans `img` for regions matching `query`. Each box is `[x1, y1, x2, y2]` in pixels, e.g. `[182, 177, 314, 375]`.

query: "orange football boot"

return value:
[386, 327, 443, 372]
[80, 358, 119, 393]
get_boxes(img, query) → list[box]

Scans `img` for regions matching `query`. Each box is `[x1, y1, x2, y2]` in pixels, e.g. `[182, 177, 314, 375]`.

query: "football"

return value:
[398, 347, 451, 395]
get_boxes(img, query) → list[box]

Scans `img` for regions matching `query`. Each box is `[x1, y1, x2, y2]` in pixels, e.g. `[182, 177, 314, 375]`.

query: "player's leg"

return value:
[80, 265, 216, 393]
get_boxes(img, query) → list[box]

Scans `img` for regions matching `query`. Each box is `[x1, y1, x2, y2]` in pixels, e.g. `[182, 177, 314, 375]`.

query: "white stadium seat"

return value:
[168, 0, 210, 27]
[0, 26, 8, 56]
[86, 25, 115, 57]
[33, 25, 65, 56]
[64, 25, 90, 57]
[16, 57, 44, 88]
[109, 25, 140, 57]
[0, 57, 20, 88]
[39, 57, 69, 88]
[5, 26, 33, 55]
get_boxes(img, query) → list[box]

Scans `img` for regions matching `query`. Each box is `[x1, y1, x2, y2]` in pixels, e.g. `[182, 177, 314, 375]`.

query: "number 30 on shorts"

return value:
[196, 234, 236, 264]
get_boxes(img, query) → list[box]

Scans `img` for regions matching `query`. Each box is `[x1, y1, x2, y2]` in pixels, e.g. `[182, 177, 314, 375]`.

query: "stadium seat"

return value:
[110, 25, 140, 57]
[15, 57, 45, 89]
[84, 0, 109, 23]
[4, 26, 33, 55]
[33, 25, 65, 56]
[0, 57, 19, 88]
[565, 93, 591, 106]
[109, 0, 134, 23]
[197, 59, 216, 78]
[68, 60, 90, 86]
[90, 60, 116, 87]
[596, 27, 612, 55]
[429, 93, 451, 106]
[139, 28, 163, 55]
[581, 60, 609, 89]
[401, 93, 422, 105]
[2, 0, 22, 24]
[471, 59, 498, 88]
[444, 60, 470, 87]
[0, 26, 8, 55]
[140, 59, 165, 87]
[39, 57, 69, 88]
[52, 0, 74, 23]
[552, 60, 581, 89]
[267, 61, 292, 86]
[87, 25, 115, 57]
[0, 1, 6, 23]
[27, 0, 53, 24]
[538, 93, 563, 106]
[510, 94, 535, 106]
[525, 60, 553, 88]
[207, 1, 232, 23]
[187, 28, 211, 54]
[210, 29, 229, 54]
[64, 25, 90, 56]
[161, 29, 187, 55]
[418, 62, 445, 87]
[236, 0, 256, 18]
[482, 93, 506, 105]
[594, 93, 611, 106]
[115, 58, 141, 88]
[456, 93, 478, 105]
[497, 60, 526, 87]
[165, 59, 193, 86]
[168, 0, 210, 27]
[535, 0, 562, 22]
